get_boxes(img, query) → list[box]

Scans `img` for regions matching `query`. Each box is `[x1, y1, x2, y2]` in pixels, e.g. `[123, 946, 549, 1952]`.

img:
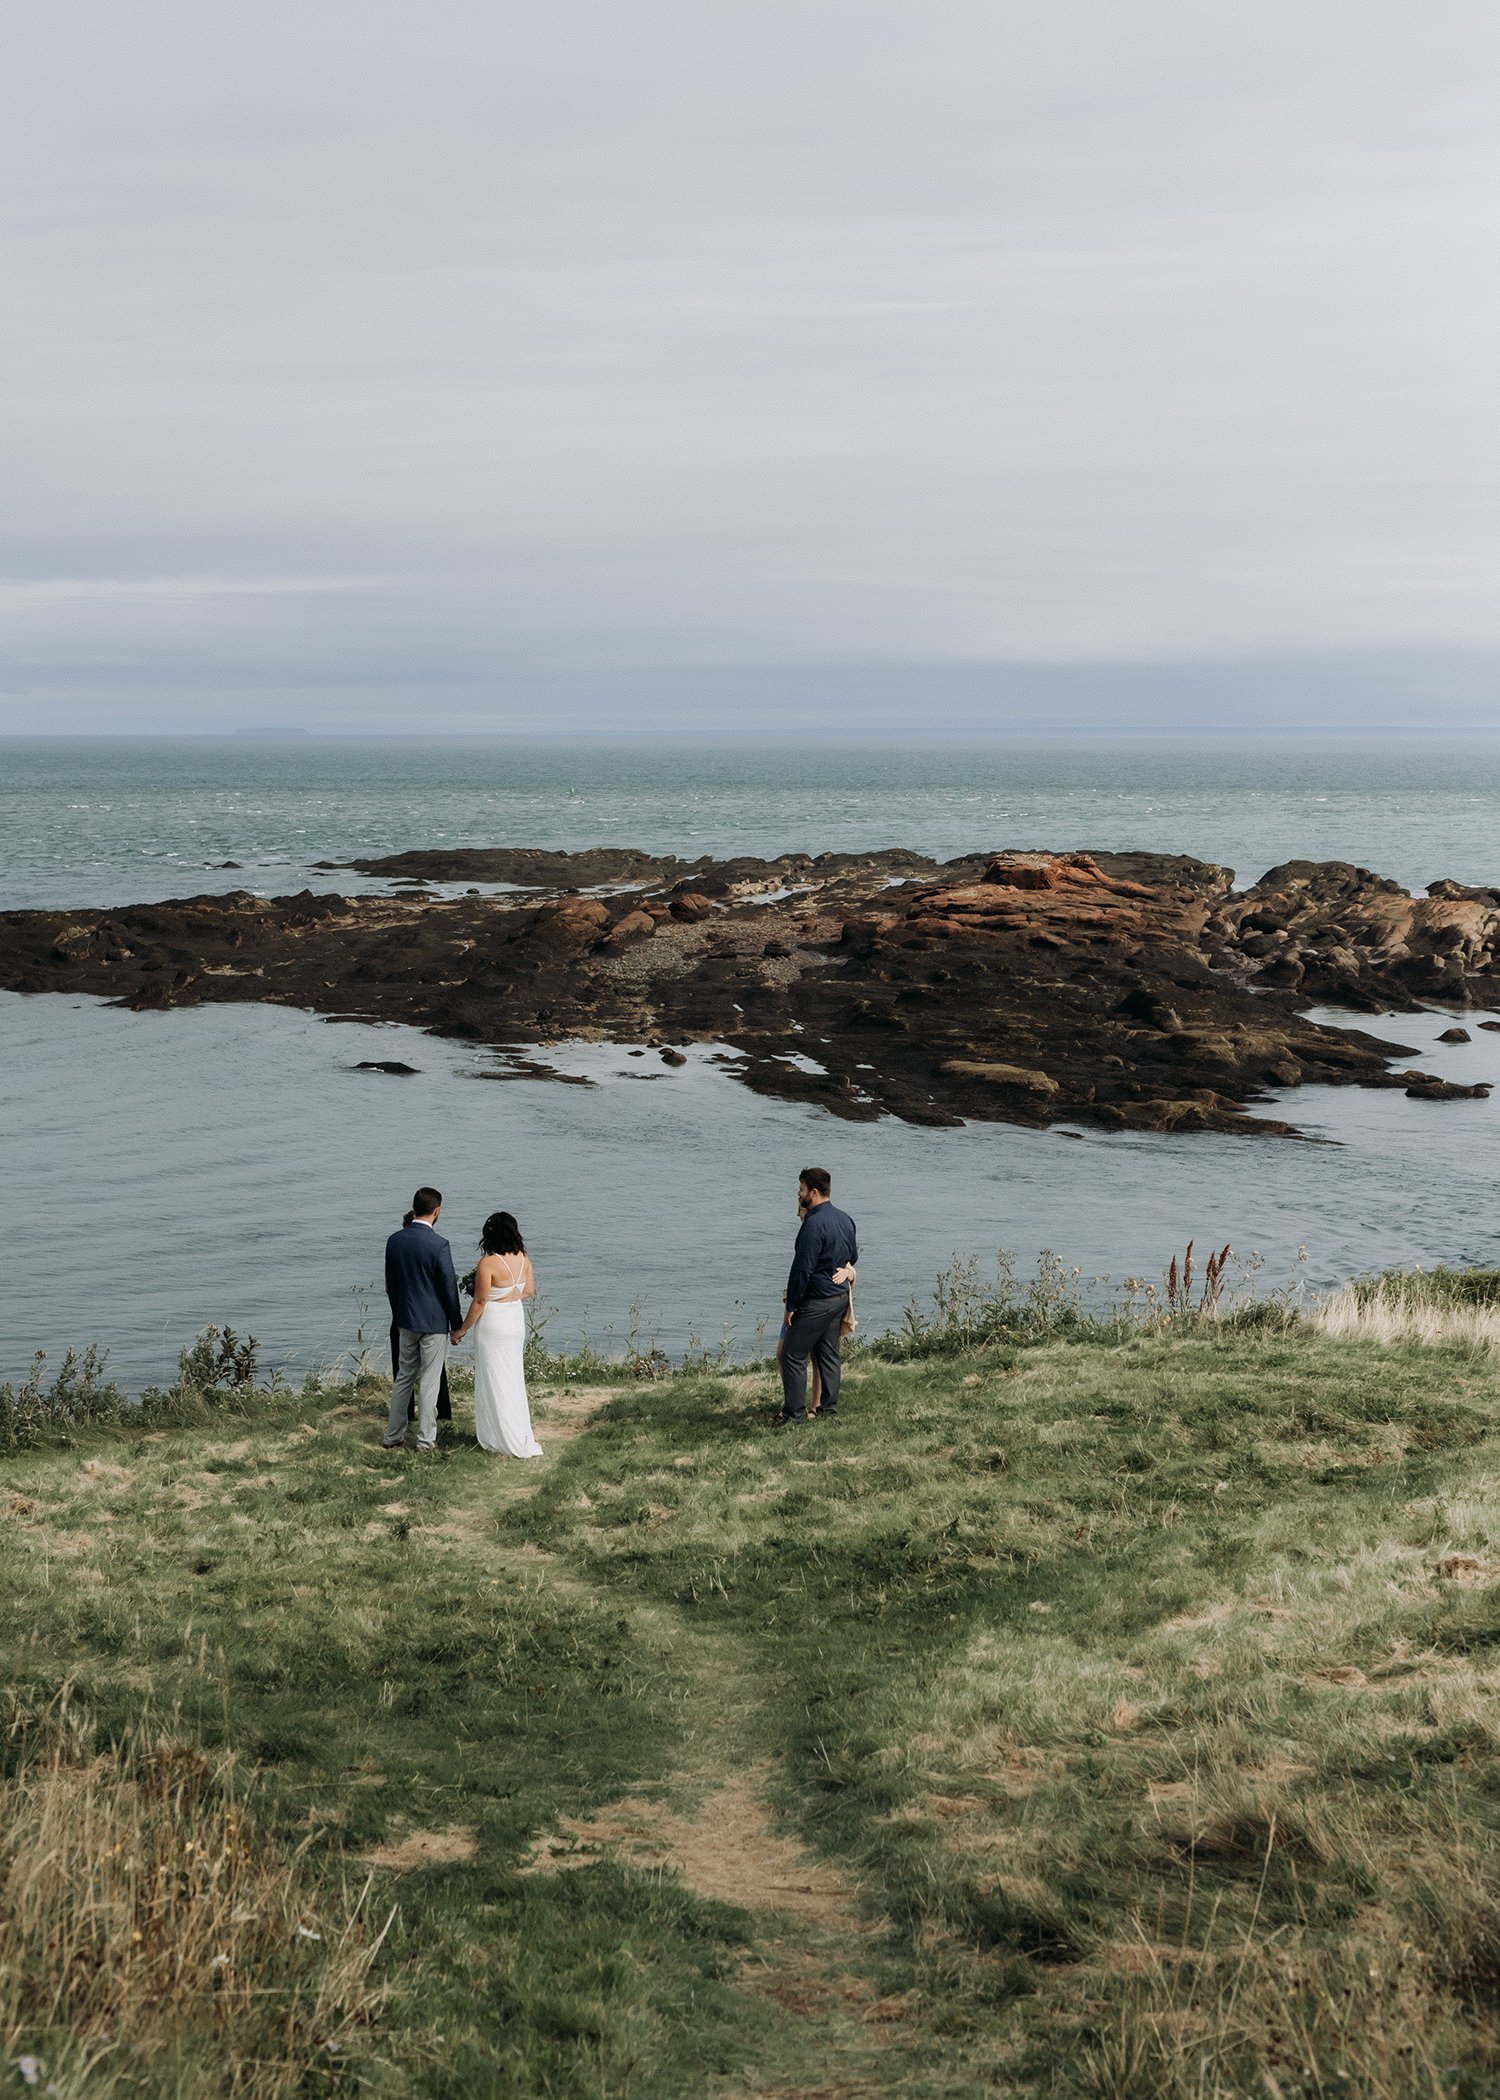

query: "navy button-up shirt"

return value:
[785, 1200, 859, 1310]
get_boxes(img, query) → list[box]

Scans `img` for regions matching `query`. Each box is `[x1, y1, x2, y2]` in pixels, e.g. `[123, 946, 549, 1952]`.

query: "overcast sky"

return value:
[1, 2, 1497, 733]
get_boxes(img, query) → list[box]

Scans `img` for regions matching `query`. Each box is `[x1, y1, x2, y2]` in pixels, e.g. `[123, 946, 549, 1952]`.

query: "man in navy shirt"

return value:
[779, 1166, 858, 1423]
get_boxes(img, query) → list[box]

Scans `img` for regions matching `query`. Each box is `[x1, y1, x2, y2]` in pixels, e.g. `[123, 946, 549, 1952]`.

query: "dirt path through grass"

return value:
[385, 1381, 933, 2099]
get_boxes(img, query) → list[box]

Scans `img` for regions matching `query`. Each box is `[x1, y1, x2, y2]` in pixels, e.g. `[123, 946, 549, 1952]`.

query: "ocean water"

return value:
[3, 735, 1500, 1389]
[6, 734, 1500, 909]
[5, 992, 1500, 1391]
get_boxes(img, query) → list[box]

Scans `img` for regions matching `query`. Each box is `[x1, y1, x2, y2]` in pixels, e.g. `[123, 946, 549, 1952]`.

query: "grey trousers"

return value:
[780, 1294, 848, 1419]
[386, 1329, 449, 1449]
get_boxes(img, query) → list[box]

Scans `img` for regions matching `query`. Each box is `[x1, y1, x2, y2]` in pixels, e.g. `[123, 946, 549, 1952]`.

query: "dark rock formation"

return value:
[5, 846, 1499, 1137]
[1403, 1073, 1491, 1101]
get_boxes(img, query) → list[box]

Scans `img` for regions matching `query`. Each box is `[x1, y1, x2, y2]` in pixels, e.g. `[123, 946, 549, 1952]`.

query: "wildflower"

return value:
[17, 2060, 43, 2089]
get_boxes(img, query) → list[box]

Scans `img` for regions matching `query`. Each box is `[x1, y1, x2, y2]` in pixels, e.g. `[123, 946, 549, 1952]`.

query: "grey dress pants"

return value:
[386, 1329, 449, 1449]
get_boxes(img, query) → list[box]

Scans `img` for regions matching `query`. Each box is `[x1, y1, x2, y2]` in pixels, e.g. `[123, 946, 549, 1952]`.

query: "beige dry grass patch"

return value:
[728, 2086, 883, 2100]
[531, 1385, 617, 1441]
[1312, 1281, 1500, 1350]
[78, 1460, 133, 1491]
[988, 1747, 1064, 1795]
[737, 1949, 876, 2019]
[722, 1371, 775, 1403]
[522, 1764, 860, 1922]
[928, 1793, 991, 1820]
[1094, 1938, 1210, 1976]
[229, 1473, 280, 1495]
[1161, 1599, 1238, 1633]
[1248, 1757, 1316, 1784]
[47, 1530, 101, 1559]
[361, 1825, 477, 1872]
[1146, 1778, 1196, 1804]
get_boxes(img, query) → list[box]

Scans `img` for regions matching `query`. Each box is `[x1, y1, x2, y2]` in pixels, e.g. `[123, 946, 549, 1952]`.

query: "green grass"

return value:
[5, 1316, 1500, 2095]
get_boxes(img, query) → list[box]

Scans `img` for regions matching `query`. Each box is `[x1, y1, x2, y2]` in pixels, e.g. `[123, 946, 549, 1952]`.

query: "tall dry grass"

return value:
[1080, 1808, 1500, 2099]
[0, 1694, 390, 2097]
[1311, 1279, 1500, 1351]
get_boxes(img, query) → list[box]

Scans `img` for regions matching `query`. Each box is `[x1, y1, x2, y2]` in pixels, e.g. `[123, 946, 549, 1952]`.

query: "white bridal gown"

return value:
[472, 1260, 543, 1458]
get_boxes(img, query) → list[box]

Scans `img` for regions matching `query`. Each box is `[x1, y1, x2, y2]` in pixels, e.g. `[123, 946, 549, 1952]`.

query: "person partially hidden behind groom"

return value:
[384, 1186, 463, 1452]
[779, 1167, 858, 1425]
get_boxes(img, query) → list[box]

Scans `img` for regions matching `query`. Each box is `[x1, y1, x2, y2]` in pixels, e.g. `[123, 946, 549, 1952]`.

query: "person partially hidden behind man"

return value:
[779, 1167, 858, 1425]
[384, 1185, 463, 1452]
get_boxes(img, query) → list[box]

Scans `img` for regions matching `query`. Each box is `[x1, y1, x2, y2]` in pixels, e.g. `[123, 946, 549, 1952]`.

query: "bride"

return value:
[451, 1210, 543, 1457]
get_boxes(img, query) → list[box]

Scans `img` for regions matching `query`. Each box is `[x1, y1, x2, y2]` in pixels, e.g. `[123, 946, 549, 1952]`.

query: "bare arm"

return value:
[452, 1259, 492, 1341]
[519, 1256, 536, 1301]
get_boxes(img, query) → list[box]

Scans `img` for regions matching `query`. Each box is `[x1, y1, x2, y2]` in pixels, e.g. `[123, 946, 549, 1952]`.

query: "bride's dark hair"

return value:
[480, 1210, 525, 1256]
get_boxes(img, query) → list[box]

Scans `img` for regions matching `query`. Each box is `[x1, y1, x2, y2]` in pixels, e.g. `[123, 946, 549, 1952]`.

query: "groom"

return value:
[383, 1185, 463, 1452]
[779, 1166, 858, 1424]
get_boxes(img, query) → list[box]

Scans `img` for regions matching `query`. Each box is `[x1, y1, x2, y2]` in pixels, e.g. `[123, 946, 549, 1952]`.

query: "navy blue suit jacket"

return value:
[385, 1222, 463, 1334]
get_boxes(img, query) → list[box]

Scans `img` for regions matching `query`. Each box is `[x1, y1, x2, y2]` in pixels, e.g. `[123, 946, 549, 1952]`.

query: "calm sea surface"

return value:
[4, 735, 1500, 1387]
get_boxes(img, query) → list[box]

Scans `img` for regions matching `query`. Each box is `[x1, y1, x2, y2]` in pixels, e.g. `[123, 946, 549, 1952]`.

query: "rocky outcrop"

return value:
[1216, 861, 1500, 1010]
[2, 846, 1495, 1136]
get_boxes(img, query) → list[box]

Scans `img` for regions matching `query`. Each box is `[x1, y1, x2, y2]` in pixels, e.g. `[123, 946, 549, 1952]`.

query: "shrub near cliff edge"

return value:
[0, 1328, 267, 1450]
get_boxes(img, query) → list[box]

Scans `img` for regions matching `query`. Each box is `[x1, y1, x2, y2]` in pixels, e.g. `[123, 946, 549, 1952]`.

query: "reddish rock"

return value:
[606, 909, 656, 944]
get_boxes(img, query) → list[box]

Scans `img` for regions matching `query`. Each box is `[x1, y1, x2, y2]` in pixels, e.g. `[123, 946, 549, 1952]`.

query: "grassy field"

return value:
[4, 1299, 1500, 2097]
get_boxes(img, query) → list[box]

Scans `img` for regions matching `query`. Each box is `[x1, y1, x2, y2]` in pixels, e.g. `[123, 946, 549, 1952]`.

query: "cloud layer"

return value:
[2, 2, 1497, 729]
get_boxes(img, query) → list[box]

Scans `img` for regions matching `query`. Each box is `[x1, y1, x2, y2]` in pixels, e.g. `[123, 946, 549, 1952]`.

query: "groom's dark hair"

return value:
[411, 1186, 443, 1217]
[799, 1167, 831, 1197]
